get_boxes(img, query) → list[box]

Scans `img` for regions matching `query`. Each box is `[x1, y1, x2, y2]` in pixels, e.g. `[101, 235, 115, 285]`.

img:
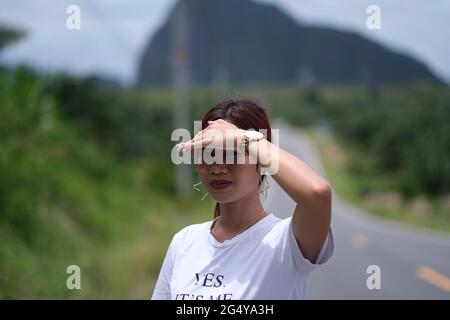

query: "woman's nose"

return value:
[209, 163, 228, 174]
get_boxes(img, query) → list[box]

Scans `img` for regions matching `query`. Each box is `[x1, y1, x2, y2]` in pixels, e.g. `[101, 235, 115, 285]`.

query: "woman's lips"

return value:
[210, 180, 233, 190]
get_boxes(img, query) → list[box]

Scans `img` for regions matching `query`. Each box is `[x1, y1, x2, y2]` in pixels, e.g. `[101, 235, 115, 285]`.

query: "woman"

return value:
[152, 99, 334, 300]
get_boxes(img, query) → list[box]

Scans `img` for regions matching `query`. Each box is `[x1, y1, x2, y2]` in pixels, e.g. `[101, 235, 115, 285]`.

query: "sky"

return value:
[1, 0, 449, 85]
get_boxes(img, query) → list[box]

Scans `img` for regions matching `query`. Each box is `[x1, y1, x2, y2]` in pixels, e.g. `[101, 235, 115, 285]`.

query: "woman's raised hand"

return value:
[176, 119, 244, 153]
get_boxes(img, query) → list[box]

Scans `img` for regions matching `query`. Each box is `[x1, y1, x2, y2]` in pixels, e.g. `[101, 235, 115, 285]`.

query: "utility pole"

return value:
[171, 0, 192, 204]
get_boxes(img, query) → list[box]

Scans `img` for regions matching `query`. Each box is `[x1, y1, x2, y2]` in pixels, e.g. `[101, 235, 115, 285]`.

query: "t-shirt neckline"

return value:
[207, 213, 277, 248]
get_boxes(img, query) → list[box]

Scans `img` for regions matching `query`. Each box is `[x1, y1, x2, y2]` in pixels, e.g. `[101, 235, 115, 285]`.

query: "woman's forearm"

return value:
[247, 137, 331, 204]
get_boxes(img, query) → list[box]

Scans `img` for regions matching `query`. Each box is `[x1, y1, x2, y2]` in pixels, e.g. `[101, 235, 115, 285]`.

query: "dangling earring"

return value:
[193, 181, 209, 201]
[259, 175, 270, 199]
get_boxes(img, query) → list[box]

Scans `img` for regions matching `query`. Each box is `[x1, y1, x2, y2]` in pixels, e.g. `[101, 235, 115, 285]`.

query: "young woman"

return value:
[152, 99, 334, 300]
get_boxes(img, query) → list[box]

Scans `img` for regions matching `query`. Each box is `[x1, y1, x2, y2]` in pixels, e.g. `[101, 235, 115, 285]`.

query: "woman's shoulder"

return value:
[171, 220, 212, 244]
[261, 215, 293, 239]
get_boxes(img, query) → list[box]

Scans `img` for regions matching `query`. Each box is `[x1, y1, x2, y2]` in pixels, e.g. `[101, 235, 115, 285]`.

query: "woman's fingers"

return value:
[175, 121, 226, 152]
[190, 126, 221, 144]
[184, 127, 207, 145]
[188, 130, 213, 147]
[177, 135, 214, 150]
[176, 130, 204, 151]
[186, 137, 214, 150]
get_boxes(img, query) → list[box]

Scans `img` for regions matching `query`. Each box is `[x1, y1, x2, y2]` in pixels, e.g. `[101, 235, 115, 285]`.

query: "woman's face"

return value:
[194, 151, 260, 203]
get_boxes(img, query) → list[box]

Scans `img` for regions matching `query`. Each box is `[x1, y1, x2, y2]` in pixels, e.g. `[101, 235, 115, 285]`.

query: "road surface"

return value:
[263, 119, 450, 299]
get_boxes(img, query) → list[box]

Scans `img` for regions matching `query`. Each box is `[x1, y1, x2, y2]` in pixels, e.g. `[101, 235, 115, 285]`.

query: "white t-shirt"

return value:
[151, 213, 334, 300]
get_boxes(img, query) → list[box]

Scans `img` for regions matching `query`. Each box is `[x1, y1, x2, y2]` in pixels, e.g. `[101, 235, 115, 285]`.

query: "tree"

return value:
[0, 25, 25, 52]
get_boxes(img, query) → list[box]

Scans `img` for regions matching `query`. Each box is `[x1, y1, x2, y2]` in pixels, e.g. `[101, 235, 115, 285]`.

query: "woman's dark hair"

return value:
[201, 98, 272, 219]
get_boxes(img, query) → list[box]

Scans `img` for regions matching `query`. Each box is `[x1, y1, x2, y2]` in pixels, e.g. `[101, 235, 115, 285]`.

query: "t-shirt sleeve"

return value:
[151, 236, 177, 300]
[268, 217, 334, 275]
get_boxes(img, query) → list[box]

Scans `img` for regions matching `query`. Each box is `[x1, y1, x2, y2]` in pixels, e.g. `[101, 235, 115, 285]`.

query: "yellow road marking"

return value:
[351, 233, 368, 250]
[416, 265, 450, 293]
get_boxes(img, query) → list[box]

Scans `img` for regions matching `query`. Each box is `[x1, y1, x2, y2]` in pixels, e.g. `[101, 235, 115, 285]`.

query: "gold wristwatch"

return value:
[239, 129, 265, 156]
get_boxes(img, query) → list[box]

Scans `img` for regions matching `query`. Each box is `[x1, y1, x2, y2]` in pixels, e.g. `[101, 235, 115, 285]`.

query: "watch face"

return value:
[245, 130, 264, 140]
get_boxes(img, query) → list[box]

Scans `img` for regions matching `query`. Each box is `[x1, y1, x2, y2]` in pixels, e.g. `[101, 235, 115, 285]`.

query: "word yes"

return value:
[195, 272, 225, 288]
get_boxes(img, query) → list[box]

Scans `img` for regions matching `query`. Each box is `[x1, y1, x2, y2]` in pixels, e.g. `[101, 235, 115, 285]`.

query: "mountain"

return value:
[137, 0, 442, 86]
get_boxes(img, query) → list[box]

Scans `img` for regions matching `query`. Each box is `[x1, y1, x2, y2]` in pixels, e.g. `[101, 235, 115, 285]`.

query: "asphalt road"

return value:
[263, 119, 450, 299]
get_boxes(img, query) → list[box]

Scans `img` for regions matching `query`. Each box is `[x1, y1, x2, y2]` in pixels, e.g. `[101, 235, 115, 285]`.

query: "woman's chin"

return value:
[209, 188, 236, 202]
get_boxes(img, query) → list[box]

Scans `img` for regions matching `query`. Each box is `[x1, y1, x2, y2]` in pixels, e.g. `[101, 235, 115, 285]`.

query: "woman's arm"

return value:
[247, 133, 332, 264]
